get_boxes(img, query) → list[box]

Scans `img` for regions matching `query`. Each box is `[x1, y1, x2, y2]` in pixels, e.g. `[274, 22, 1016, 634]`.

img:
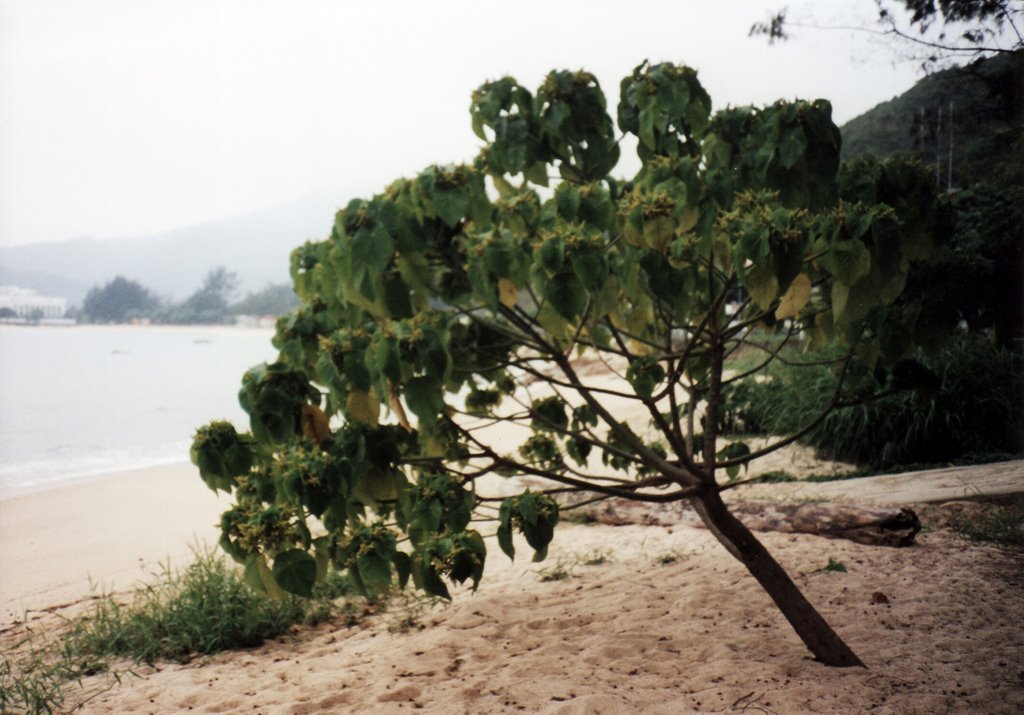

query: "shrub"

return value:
[727, 333, 1023, 468]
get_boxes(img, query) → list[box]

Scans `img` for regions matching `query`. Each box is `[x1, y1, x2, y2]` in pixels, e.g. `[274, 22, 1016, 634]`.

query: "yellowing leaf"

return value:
[498, 278, 518, 308]
[346, 389, 380, 426]
[300, 404, 331, 444]
[678, 205, 700, 234]
[643, 215, 674, 251]
[775, 273, 811, 320]
[257, 555, 289, 600]
[878, 269, 908, 304]
[712, 232, 732, 273]
[745, 263, 778, 312]
[629, 338, 653, 356]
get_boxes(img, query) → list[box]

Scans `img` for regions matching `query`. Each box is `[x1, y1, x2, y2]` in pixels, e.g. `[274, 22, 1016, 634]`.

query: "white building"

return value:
[0, 285, 67, 318]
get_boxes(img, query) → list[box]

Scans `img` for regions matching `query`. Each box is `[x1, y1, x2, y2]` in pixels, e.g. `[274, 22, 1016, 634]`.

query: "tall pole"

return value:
[935, 104, 942, 186]
[947, 100, 954, 191]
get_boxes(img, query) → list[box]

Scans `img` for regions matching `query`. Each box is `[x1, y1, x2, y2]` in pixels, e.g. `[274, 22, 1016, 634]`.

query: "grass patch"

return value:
[563, 510, 599, 525]
[0, 546, 367, 714]
[653, 548, 689, 566]
[822, 558, 848, 574]
[537, 563, 572, 582]
[750, 470, 798, 484]
[580, 549, 612, 566]
[385, 592, 444, 634]
[952, 498, 1024, 546]
[536, 549, 613, 582]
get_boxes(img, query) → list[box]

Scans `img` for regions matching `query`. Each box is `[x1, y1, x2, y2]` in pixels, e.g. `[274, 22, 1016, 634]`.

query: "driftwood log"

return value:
[586, 499, 921, 547]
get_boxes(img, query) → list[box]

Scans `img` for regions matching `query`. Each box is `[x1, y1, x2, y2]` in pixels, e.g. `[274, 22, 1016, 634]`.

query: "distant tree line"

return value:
[79, 267, 300, 324]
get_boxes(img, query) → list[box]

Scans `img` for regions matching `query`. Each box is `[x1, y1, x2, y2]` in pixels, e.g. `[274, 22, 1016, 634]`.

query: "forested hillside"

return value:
[840, 51, 1023, 188]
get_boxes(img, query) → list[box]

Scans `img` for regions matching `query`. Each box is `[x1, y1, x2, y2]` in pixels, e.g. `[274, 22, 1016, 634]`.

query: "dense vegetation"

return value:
[722, 334, 1023, 467]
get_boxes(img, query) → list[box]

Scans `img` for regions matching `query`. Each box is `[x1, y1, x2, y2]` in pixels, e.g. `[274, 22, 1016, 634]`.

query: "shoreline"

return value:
[0, 455, 194, 502]
[0, 322, 276, 334]
[0, 462, 231, 623]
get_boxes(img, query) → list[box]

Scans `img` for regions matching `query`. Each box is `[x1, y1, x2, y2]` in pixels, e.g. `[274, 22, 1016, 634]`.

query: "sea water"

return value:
[0, 324, 279, 496]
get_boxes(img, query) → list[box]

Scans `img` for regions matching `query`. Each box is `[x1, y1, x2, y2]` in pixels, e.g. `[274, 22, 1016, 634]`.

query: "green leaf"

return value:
[716, 441, 751, 478]
[414, 496, 444, 536]
[382, 273, 414, 319]
[272, 549, 317, 598]
[497, 499, 516, 559]
[777, 127, 808, 169]
[357, 551, 393, 593]
[572, 404, 598, 429]
[539, 236, 565, 273]
[404, 376, 445, 427]
[413, 554, 451, 600]
[433, 186, 470, 228]
[531, 396, 568, 432]
[483, 240, 516, 278]
[744, 263, 779, 312]
[555, 186, 581, 221]
[352, 224, 393, 273]
[566, 436, 592, 466]
[569, 244, 606, 286]
[544, 271, 588, 320]
[524, 161, 549, 187]
[639, 107, 656, 151]
[518, 492, 538, 525]
[536, 302, 573, 342]
[497, 524, 515, 561]
[626, 357, 666, 398]
[823, 239, 872, 286]
[522, 518, 555, 561]
[370, 337, 402, 385]
[393, 551, 412, 589]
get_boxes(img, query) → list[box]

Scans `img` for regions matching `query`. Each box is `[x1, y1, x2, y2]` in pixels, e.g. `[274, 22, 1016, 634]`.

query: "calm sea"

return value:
[0, 325, 279, 496]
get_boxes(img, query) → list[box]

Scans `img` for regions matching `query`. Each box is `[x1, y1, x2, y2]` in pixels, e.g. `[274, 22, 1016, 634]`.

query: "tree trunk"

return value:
[692, 491, 866, 668]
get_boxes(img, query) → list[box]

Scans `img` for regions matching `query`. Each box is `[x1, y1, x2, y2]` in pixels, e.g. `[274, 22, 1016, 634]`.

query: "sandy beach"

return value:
[0, 463, 231, 622]
[2, 460, 1022, 713]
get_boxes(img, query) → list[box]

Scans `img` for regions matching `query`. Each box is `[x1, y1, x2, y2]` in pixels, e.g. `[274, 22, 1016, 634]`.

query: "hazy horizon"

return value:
[0, 0, 958, 249]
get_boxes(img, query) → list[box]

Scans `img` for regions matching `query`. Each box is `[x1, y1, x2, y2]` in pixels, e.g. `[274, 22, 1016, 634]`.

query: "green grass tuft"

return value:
[953, 505, 1024, 546]
[0, 545, 365, 714]
[822, 558, 848, 573]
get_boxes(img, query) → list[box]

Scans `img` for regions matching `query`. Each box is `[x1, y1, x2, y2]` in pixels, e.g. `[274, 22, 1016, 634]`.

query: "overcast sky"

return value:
[0, 0, 932, 248]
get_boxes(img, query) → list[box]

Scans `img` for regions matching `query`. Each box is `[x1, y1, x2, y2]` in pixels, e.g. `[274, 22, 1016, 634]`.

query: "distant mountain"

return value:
[840, 51, 1023, 188]
[0, 193, 342, 306]
[8, 56, 1020, 309]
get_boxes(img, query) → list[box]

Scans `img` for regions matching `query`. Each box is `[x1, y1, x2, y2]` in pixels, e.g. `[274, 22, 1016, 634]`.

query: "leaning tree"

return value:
[192, 62, 949, 668]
